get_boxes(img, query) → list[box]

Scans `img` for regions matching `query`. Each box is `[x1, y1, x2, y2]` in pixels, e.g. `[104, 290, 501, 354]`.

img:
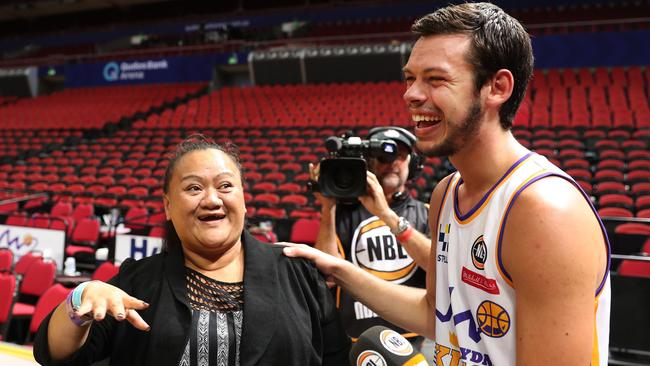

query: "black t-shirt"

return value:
[334, 194, 430, 339]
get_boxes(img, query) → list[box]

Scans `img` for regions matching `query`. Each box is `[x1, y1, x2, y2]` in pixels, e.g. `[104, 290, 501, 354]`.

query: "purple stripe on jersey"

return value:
[436, 174, 455, 225]
[454, 152, 533, 221]
[496, 172, 611, 296]
[566, 175, 612, 295]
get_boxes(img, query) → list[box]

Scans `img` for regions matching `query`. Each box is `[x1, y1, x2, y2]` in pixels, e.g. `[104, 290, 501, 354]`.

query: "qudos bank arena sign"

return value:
[102, 59, 169, 82]
[63, 53, 244, 87]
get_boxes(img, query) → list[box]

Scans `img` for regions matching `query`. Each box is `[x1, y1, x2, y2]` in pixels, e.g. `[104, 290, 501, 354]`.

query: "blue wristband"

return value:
[71, 281, 92, 311]
[65, 281, 94, 326]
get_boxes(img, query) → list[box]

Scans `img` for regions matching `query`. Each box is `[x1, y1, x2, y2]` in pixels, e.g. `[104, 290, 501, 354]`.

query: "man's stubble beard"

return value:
[419, 99, 483, 158]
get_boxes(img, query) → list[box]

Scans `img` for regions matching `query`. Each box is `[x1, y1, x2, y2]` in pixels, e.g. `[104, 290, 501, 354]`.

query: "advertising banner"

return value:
[64, 53, 245, 87]
[0, 224, 65, 271]
[115, 234, 163, 263]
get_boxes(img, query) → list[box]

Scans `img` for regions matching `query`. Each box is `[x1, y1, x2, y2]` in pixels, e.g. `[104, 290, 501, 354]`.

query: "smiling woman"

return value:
[33, 135, 351, 366]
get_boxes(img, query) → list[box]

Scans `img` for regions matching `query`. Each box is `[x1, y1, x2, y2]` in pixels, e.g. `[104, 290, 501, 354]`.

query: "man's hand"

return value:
[309, 162, 336, 210]
[281, 242, 349, 284]
[359, 171, 392, 221]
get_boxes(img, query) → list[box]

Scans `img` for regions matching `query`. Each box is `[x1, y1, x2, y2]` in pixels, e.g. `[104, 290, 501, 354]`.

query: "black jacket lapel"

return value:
[154, 243, 192, 366]
[239, 231, 279, 366]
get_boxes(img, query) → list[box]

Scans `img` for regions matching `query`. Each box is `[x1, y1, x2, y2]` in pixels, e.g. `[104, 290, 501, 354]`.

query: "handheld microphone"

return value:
[349, 326, 430, 366]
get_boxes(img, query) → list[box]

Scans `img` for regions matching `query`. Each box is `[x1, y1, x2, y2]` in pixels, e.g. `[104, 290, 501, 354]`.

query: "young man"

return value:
[311, 127, 431, 343]
[286, 3, 611, 365]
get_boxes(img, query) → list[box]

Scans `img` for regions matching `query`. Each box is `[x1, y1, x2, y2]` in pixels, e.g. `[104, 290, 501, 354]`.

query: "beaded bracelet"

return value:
[65, 281, 94, 327]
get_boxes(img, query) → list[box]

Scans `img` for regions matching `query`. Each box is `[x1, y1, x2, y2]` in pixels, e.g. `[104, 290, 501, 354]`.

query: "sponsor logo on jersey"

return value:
[379, 329, 413, 356]
[461, 267, 500, 295]
[356, 350, 387, 366]
[476, 301, 510, 338]
[471, 235, 487, 270]
[435, 343, 494, 366]
[351, 217, 417, 284]
[436, 287, 482, 343]
[437, 223, 451, 264]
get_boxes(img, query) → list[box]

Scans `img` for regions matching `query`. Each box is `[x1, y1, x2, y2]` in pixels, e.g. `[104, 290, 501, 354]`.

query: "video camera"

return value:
[318, 134, 398, 200]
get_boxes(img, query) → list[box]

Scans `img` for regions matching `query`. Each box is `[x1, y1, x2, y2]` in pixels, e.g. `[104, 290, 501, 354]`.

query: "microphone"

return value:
[349, 326, 430, 366]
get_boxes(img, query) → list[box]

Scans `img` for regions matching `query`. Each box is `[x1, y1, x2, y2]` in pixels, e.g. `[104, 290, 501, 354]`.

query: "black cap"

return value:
[367, 128, 415, 151]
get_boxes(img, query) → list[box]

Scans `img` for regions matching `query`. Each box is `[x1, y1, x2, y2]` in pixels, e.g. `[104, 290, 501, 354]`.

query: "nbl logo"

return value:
[356, 351, 387, 366]
[471, 235, 487, 270]
[351, 217, 417, 284]
[476, 301, 510, 338]
[379, 329, 413, 356]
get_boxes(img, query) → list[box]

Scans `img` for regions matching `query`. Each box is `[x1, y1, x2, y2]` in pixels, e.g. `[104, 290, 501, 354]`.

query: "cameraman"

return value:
[310, 126, 431, 345]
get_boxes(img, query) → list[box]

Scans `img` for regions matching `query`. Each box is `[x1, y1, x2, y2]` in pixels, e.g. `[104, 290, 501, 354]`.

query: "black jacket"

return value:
[34, 231, 351, 366]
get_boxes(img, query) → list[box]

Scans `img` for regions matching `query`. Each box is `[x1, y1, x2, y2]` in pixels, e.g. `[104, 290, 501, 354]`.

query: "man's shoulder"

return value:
[511, 174, 589, 214]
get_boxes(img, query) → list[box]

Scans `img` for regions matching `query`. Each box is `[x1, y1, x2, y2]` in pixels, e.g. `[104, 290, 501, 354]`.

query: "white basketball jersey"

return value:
[434, 152, 611, 366]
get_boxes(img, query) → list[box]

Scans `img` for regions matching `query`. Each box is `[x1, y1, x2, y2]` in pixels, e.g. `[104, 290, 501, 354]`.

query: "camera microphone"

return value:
[325, 136, 344, 153]
[349, 326, 430, 366]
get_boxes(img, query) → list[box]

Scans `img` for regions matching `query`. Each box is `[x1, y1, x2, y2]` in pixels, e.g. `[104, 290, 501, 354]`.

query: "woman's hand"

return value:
[75, 281, 151, 331]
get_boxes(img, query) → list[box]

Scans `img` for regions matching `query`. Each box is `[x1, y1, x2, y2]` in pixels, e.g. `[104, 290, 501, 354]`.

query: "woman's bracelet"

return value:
[65, 281, 94, 327]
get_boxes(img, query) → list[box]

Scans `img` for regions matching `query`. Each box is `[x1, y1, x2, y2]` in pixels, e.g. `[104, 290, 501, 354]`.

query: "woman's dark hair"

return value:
[411, 2, 534, 130]
[162, 133, 243, 194]
[162, 134, 244, 251]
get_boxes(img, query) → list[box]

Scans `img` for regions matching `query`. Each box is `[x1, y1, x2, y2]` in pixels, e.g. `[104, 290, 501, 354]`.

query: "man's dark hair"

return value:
[411, 2, 534, 129]
[162, 133, 243, 194]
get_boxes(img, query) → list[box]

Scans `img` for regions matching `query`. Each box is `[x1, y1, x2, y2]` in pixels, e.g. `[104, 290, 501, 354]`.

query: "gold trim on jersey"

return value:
[435, 174, 456, 240]
[592, 296, 601, 366]
[494, 168, 548, 288]
[454, 154, 534, 225]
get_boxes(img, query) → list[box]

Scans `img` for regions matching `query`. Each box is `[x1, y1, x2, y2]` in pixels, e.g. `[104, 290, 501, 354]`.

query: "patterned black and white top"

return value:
[179, 268, 244, 366]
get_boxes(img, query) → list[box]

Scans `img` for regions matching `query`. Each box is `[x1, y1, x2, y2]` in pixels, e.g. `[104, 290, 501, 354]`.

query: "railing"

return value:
[2, 15, 648, 68]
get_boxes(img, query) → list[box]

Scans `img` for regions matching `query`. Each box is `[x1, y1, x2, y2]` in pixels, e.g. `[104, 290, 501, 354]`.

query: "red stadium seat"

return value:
[0, 273, 16, 340]
[255, 207, 287, 219]
[0, 249, 13, 273]
[618, 260, 650, 278]
[290, 218, 320, 246]
[13, 252, 41, 276]
[92, 262, 119, 282]
[72, 203, 95, 222]
[280, 194, 309, 208]
[27, 284, 71, 341]
[598, 207, 634, 218]
[66, 218, 100, 256]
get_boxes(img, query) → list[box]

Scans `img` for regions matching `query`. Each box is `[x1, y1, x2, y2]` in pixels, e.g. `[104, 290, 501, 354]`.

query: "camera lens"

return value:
[319, 157, 367, 198]
[333, 168, 354, 189]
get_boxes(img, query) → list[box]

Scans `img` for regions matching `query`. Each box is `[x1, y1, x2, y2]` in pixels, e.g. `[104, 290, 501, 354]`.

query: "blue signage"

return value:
[64, 53, 246, 88]
[102, 62, 120, 81]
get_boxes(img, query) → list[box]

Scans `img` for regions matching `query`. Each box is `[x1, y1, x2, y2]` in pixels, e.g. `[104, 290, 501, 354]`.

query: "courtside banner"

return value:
[115, 234, 163, 262]
[0, 224, 65, 271]
[64, 53, 244, 87]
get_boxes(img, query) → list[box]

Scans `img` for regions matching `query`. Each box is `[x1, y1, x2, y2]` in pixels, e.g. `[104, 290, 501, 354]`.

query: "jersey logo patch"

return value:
[476, 301, 510, 338]
[461, 267, 500, 295]
[437, 223, 451, 264]
[471, 235, 487, 270]
[351, 217, 417, 284]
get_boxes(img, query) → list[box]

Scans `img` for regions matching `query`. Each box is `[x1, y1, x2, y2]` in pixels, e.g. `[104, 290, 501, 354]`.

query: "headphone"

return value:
[367, 126, 424, 181]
